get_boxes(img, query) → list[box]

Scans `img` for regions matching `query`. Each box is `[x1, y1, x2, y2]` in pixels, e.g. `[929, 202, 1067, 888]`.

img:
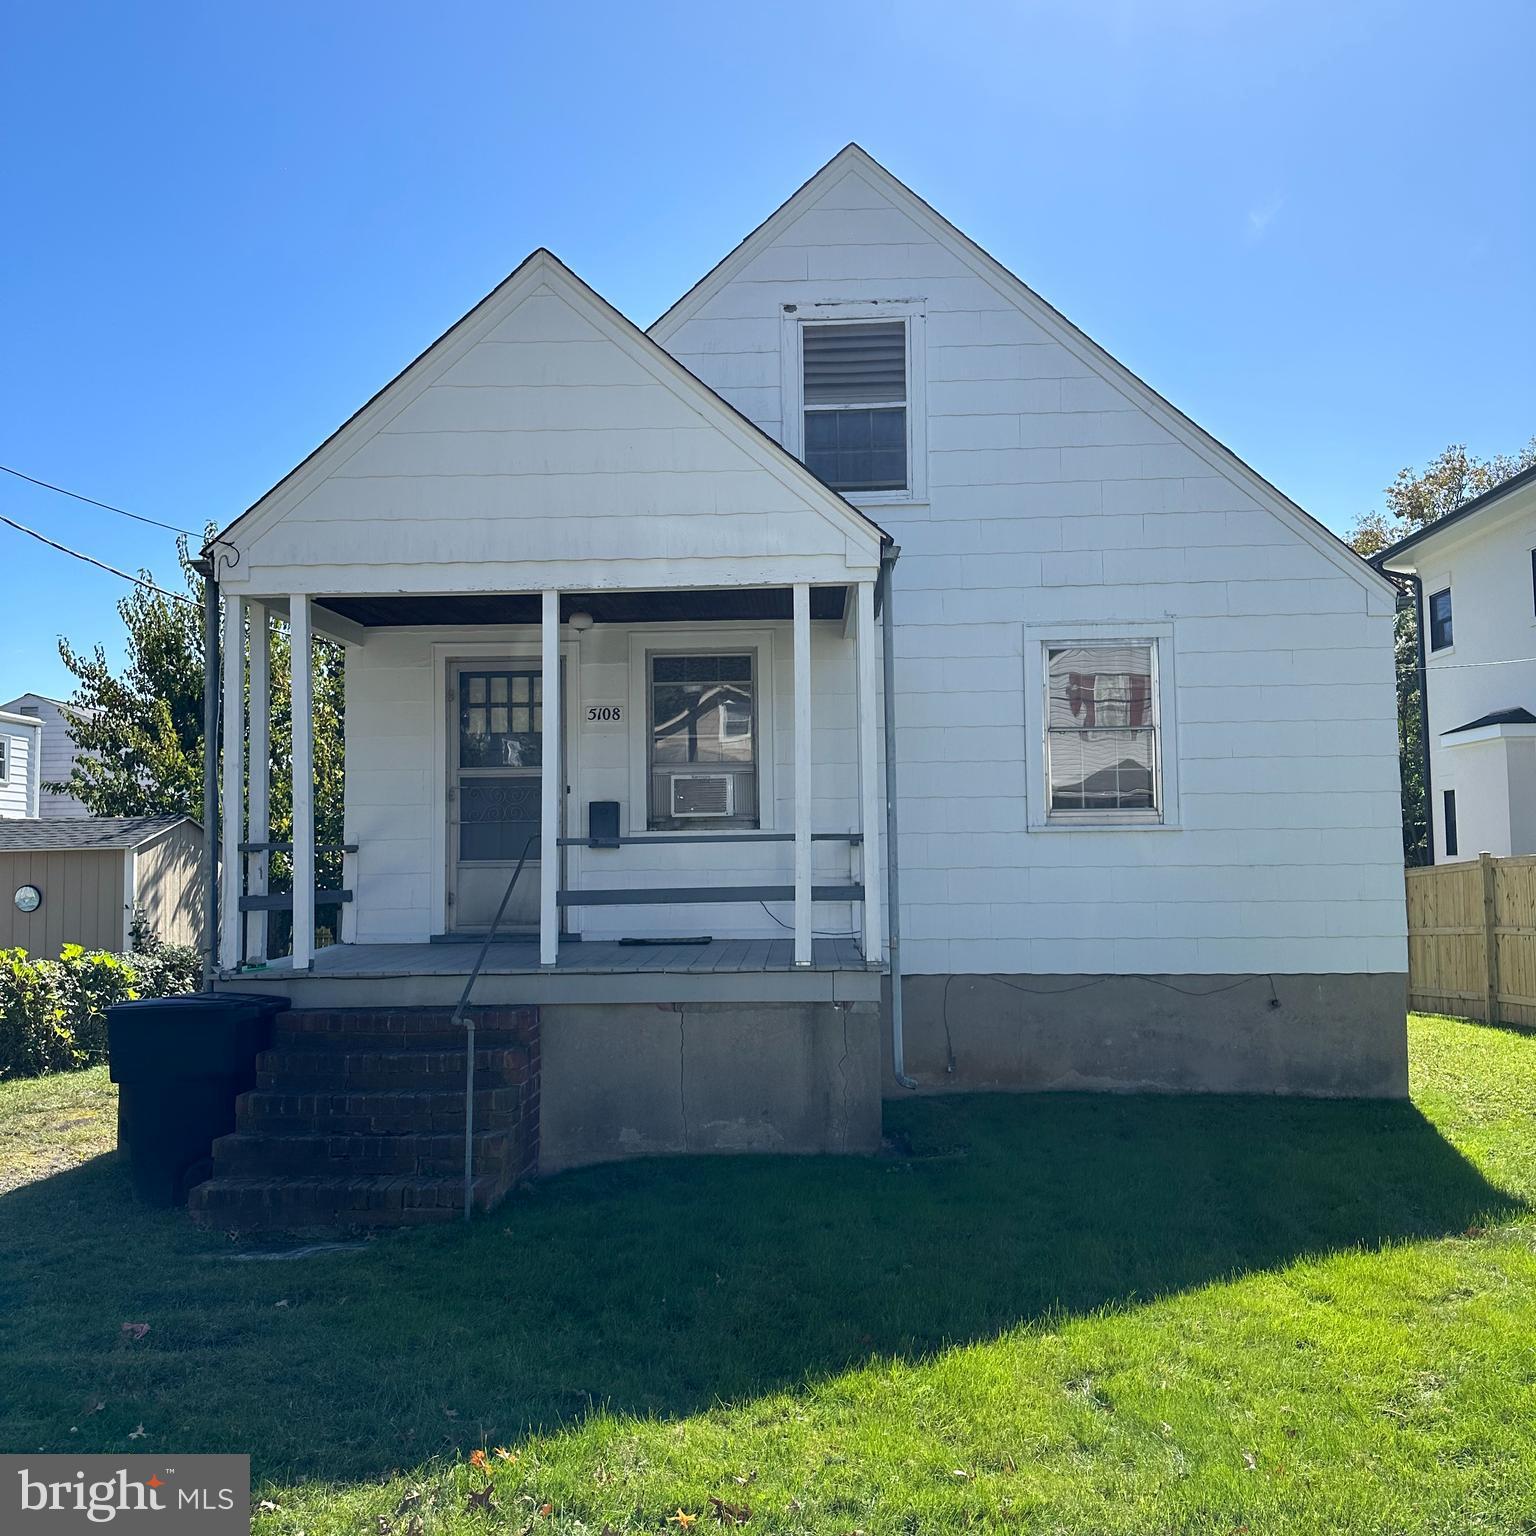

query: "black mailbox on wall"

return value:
[588, 800, 621, 848]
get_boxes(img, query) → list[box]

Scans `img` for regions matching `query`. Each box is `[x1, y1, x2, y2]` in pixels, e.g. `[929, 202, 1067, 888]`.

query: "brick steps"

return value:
[211, 1127, 521, 1178]
[187, 1006, 539, 1232]
[272, 1007, 536, 1051]
[189, 1172, 504, 1227]
[236, 1086, 521, 1135]
[255, 1045, 528, 1091]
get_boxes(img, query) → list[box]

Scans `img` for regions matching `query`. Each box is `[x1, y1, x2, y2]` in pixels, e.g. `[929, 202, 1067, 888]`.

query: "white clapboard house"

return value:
[1375, 465, 1536, 863]
[194, 147, 1408, 1224]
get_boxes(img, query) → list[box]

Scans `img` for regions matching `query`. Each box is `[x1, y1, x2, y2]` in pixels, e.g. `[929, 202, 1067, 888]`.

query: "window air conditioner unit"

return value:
[670, 772, 734, 818]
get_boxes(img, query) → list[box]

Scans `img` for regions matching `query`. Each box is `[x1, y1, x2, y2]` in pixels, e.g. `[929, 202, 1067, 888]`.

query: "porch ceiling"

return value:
[317, 586, 848, 628]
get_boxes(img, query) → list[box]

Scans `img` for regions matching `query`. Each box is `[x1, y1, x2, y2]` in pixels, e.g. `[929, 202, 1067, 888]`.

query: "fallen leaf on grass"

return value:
[120, 1323, 150, 1342]
[1241, 1450, 1258, 1472]
[464, 1483, 496, 1515]
[376, 1519, 393, 1535]
[274, 1300, 290, 1308]
[442, 1407, 459, 1421]
[668, 1512, 698, 1529]
[393, 1489, 423, 1517]
[84, 1399, 105, 1416]
[128, 1425, 146, 1440]
[256, 1500, 279, 1513]
[949, 1468, 971, 1480]
[468, 1449, 488, 1471]
[493, 1447, 517, 1463]
[708, 1495, 751, 1524]
[732, 1471, 757, 1487]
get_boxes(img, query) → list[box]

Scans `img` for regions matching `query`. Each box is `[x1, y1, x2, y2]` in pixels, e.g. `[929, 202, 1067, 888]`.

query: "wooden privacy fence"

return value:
[1406, 852, 1536, 1027]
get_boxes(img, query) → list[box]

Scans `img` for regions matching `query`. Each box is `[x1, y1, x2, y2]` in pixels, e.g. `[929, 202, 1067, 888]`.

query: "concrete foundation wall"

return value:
[885, 973, 1409, 1099]
[539, 1000, 883, 1172]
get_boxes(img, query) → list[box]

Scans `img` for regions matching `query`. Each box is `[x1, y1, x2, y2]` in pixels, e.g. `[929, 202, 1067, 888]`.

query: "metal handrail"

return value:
[452, 832, 540, 1223]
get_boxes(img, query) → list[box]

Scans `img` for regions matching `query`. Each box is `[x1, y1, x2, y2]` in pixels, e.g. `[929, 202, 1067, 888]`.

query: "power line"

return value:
[0, 462, 197, 536]
[0, 511, 195, 607]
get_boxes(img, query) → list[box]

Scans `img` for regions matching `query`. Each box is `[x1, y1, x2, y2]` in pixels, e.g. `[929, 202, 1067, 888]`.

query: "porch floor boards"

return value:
[294, 936, 870, 978]
[219, 937, 883, 1007]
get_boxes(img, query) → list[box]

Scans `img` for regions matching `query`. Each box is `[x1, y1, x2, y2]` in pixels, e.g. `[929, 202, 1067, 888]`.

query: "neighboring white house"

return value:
[204, 145, 1408, 1177]
[0, 709, 43, 820]
[1376, 465, 1536, 864]
[1, 694, 94, 818]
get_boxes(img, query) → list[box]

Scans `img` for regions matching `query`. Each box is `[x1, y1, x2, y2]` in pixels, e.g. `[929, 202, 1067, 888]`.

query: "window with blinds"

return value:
[801, 320, 907, 493]
[1046, 642, 1159, 815]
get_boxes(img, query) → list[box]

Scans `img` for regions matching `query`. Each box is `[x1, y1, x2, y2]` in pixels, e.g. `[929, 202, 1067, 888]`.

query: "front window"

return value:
[802, 320, 907, 494]
[648, 653, 758, 830]
[1428, 588, 1453, 651]
[1046, 642, 1159, 816]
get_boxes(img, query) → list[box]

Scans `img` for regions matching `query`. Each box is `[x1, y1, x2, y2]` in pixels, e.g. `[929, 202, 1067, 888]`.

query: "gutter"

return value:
[879, 544, 916, 1090]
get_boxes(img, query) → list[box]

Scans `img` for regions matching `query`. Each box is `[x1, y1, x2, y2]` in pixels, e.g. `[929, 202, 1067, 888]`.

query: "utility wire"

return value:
[0, 462, 197, 536]
[0, 511, 195, 607]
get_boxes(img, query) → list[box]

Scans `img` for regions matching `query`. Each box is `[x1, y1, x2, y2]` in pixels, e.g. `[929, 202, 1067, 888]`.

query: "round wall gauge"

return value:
[14, 885, 41, 914]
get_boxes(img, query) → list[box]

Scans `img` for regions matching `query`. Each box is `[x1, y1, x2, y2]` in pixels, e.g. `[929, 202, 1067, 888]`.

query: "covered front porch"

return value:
[212, 576, 891, 1001]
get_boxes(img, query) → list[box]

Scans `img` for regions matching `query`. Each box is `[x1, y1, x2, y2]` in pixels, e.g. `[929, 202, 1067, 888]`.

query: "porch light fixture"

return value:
[567, 610, 595, 632]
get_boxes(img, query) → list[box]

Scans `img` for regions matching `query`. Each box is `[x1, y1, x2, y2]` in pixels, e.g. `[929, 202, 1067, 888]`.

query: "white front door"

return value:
[447, 662, 550, 934]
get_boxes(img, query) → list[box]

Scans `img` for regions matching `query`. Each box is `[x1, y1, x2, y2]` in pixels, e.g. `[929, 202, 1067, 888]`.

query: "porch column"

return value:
[540, 588, 560, 967]
[793, 582, 812, 966]
[290, 594, 314, 972]
[855, 579, 884, 964]
[218, 592, 245, 971]
[245, 602, 270, 963]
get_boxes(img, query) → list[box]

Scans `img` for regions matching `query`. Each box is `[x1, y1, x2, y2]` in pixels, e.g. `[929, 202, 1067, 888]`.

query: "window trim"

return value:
[1023, 621, 1181, 831]
[626, 627, 778, 836]
[1427, 586, 1453, 652]
[644, 648, 761, 832]
[780, 298, 928, 506]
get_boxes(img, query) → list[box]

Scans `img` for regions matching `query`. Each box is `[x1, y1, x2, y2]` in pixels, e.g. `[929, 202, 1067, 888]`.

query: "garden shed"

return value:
[0, 817, 203, 957]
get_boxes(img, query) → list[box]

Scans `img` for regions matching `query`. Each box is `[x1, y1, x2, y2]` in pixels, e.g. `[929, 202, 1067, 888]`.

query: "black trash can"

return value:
[108, 992, 287, 1206]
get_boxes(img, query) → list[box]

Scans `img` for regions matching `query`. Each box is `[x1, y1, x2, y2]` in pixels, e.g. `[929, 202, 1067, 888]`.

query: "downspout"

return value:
[199, 559, 220, 991]
[880, 544, 916, 1089]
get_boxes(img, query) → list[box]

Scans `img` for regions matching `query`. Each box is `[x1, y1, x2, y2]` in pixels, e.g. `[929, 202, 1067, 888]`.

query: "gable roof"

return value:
[1372, 463, 1536, 572]
[211, 248, 890, 563]
[651, 143, 1392, 603]
[0, 816, 191, 852]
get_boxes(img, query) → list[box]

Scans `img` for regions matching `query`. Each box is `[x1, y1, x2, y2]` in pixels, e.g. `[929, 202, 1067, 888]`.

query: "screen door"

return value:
[447, 665, 550, 933]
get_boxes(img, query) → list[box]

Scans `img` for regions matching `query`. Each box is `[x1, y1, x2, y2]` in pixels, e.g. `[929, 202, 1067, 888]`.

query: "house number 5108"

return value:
[585, 704, 624, 725]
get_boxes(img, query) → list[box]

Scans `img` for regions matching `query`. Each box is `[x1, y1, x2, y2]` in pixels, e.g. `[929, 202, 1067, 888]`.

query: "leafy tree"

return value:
[52, 535, 345, 945]
[1348, 439, 1536, 864]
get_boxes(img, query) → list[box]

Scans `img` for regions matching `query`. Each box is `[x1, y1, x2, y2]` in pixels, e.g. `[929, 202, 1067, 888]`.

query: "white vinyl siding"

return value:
[660, 159, 1404, 977]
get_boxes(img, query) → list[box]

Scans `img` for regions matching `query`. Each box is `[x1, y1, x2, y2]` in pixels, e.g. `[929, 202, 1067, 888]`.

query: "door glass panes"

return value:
[459, 670, 542, 768]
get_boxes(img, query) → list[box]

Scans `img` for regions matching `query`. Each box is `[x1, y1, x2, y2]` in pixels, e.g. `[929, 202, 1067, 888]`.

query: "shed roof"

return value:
[1443, 707, 1536, 736]
[0, 816, 192, 852]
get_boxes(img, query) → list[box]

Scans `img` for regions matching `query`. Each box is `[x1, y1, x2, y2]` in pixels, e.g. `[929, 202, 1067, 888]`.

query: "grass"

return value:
[0, 1063, 116, 1193]
[0, 1016, 1533, 1534]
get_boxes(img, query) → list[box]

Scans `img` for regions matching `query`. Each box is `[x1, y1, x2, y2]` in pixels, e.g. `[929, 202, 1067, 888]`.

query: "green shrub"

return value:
[0, 943, 201, 1080]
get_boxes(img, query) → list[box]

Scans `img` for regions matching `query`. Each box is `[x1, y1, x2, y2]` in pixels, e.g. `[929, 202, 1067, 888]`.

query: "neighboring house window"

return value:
[801, 320, 908, 494]
[648, 653, 758, 830]
[0, 736, 7, 784]
[1530, 549, 1535, 617]
[1444, 789, 1458, 858]
[1428, 588, 1453, 651]
[1046, 642, 1159, 816]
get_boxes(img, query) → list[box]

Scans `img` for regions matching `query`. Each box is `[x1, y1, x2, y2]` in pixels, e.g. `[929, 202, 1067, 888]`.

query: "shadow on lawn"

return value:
[0, 1091, 1522, 1480]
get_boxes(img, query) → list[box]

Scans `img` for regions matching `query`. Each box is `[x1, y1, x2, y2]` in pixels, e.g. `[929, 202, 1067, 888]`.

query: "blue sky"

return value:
[2, 0, 1532, 702]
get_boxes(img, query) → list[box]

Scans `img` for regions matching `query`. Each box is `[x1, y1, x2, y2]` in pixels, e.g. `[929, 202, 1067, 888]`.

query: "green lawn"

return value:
[1, 1016, 1533, 1534]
